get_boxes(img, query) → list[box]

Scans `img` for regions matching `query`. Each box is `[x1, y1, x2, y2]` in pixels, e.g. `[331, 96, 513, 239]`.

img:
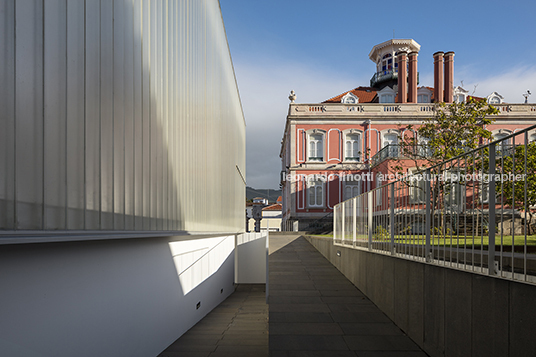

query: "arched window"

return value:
[381, 53, 393, 74]
[345, 134, 361, 161]
[307, 180, 324, 207]
[383, 132, 399, 158]
[529, 133, 536, 143]
[308, 133, 324, 161]
[341, 92, 359, 104]
[344, 184, 360, 200]
[493, 131, 512, 156]
[375, 174, 383, 207]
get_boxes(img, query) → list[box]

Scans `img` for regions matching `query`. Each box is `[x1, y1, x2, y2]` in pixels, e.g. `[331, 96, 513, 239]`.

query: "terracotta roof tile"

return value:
[323, 87, 378, 103]
[262, 204, 282, 211]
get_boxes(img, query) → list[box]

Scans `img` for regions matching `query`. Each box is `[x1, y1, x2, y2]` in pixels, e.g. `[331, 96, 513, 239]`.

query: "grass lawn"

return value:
[317, 233, 536, 251]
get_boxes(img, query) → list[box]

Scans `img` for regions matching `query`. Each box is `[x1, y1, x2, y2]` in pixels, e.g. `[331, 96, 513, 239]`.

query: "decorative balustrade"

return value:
[290, 103, 536, 118]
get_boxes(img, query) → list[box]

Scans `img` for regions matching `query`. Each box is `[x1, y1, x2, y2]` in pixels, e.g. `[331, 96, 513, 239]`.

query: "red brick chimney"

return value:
[444, 52, 455, 103]
[397, 51, 407, 103]
[433, 51, 444, 103]
[408, 52, 418, 103]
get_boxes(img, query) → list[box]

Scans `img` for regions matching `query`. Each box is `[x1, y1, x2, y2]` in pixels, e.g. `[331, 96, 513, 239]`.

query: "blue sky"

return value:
[220, 0, 536, 189]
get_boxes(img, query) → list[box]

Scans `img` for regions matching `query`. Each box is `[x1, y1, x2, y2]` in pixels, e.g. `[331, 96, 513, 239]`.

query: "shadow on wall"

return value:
[0, 234, 236, 357]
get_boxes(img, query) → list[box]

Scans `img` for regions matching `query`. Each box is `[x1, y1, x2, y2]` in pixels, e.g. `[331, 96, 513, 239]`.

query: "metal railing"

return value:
[334, 124, 536, 284]
[370, 144, 432, 166]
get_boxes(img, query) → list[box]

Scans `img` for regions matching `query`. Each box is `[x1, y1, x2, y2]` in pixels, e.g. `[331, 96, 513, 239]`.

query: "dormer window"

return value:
[341, 92, 359, 104]
[487, 92, 504, 104]
[453, 86, 469, 103]
[417, 94, 429, 103]
[378, 86, 396, 103]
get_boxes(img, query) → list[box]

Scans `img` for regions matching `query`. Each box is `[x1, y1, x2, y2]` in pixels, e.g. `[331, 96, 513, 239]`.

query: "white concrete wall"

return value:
[236, 232, 268, 284]
[0, 235, 235, 357]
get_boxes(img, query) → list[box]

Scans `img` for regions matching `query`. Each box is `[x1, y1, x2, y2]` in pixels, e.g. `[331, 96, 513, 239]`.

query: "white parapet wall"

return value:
[0, 235, 237, 357]
[235, 232, 268, 284]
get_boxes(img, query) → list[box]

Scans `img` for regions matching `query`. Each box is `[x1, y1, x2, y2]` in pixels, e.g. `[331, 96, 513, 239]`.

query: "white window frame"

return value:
[344, 183, 361, 201]
[408, 168, 425, 203]
[486, 92, 504, 104]
[417, 87, 432, 103]
[307, 179, 324, 208]
[492, 129, 513, 155]
[453, 86, 469, 103]
[375, 174, 383, 207]
[341, 92, 359, 104]
[306, 130, 325, 162]
[378, 86, 396, 104]
[381, 129, 400, 158]
[444, 170, 466, 211]
[343, 129, 362, 162]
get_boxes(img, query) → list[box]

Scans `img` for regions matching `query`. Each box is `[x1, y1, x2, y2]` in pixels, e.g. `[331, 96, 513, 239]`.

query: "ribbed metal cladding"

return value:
[0, 0, 246, 233]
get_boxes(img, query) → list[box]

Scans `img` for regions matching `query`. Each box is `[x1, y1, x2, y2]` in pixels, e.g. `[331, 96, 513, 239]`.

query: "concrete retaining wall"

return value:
[305, 235, 536, 357]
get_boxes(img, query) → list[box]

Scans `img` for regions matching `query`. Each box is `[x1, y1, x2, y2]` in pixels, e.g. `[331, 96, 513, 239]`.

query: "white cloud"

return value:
[461, 66, 536, 103]
[235, 59, 362, 189]
[454, 64, 536, 103]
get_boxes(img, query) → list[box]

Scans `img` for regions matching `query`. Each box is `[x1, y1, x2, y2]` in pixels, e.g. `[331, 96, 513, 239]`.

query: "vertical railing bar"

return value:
[488, 143, 496, 276]
[524, 132, 528, 281]
[390, 183, 395, 255]
[342, 201, 345, 246]
[511, 140, 515, 280]
[353, 196, 357, 247]
[425, 169, 431, 263]
[368, 191, 372, 251]
[333, 204, 337, 244]
[500, 144, 505, 277]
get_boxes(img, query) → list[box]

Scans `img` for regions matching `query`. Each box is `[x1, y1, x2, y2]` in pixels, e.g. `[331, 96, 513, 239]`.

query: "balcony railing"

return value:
[370, 144, 434, 166]
[370, 143, 516, 167]
[370, 69, 398, 87]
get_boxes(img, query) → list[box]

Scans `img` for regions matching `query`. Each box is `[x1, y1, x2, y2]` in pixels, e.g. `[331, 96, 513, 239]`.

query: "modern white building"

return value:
[0, 1, 249, 356]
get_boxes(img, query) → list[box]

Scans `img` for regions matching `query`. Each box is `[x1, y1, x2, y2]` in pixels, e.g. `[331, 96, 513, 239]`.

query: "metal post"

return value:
[333, 206, 337, 243]
[390, 183, 395, 255]
[425, 169, 432, 262]
[488, 145, 496, 275]
[368, 191, 373, 251]
[353, 197, 357, 247]
[342, 204, 345, 245]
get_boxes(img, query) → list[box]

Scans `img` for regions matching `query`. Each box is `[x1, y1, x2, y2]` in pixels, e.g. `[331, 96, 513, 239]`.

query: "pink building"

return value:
[280, 39, 536, 231]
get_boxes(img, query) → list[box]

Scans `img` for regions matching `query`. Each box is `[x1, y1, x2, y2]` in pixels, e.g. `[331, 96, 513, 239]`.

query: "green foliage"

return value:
[433, 226, 453, 237]
[373, 226, 389, 241]
[398, 97, 500, 169]
[500, 142, 536, 209]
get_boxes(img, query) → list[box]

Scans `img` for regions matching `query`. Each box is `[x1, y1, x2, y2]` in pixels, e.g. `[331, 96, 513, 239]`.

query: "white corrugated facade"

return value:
[0, 0, 245, 234]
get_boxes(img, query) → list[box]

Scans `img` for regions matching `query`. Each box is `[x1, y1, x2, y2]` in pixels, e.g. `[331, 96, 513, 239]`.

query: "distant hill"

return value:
[246, 187, 281, 203]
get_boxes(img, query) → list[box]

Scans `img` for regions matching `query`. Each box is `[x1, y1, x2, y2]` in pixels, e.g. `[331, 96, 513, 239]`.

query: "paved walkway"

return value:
[159, 234, 427, 356]
[269, 234, 427, 356]
[158, 284, 268, 357]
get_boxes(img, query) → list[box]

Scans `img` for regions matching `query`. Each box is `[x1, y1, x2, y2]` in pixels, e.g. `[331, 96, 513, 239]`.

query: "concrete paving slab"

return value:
[158, 284, 268, 357]
[269, 235, 428, 356]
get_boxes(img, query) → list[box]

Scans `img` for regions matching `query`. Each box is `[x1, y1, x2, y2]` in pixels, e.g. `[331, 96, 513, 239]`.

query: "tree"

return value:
[497, 142, 536, 234]
[396, 97, 500, 170]
[393, 98, 500, 236]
